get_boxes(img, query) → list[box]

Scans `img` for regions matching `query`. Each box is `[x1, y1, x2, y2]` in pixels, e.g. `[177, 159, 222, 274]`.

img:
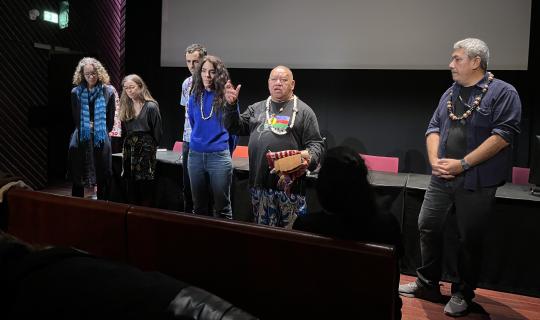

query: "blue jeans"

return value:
[187, 149, 233, 219]
[416, 175, 496, 300]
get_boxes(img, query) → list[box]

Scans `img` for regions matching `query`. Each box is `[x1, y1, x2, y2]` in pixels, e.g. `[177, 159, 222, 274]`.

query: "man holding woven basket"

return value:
[224, 66, 325, 227]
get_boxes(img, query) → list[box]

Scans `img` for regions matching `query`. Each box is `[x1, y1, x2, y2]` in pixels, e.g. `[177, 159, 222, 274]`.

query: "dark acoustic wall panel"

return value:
[94, 0, 126, 90]
[0, 0, 125, 189]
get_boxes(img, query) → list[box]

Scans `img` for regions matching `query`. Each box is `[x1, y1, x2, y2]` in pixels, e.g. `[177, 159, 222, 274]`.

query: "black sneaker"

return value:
[444, 293, 470, 317]
[398, 281, 442, 302]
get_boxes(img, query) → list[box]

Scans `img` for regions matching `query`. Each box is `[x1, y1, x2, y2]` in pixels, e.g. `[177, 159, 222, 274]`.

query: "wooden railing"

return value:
[5, 188, 398, 319]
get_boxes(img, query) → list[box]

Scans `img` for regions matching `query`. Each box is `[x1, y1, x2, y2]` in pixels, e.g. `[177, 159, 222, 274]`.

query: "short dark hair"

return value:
[316, 146, 377, 216]
[185, 43, 207, 57]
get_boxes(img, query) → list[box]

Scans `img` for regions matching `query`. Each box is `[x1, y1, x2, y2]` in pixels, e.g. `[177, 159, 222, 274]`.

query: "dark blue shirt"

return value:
[426, 72, 521, 190]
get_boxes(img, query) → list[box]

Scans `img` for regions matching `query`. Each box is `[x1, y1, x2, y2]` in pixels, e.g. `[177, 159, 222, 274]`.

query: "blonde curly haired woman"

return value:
[68, 57, 117, 200]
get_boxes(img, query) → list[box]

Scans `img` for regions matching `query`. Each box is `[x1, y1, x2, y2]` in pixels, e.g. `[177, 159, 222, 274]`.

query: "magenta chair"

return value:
[512, 167, 530, 185]
[172, 141, 183, 153]
[359, 154, 399, 173]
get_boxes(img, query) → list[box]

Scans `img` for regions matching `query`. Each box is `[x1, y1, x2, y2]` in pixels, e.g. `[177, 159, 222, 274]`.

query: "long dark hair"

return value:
[191, 55, 229, 116]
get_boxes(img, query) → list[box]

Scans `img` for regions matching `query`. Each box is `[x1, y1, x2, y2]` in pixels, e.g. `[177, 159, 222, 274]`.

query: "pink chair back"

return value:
[232, 145, 249, 158]
[172, 141, 183, 153]
[512, 167, 530, 185]
[359, 154, 399, 173]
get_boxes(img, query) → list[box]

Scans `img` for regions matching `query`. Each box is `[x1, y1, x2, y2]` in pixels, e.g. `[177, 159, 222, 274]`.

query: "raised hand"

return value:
[225, 80, 242, 105]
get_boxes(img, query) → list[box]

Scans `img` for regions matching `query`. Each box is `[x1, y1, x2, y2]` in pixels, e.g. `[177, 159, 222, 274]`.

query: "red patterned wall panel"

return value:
[0, 0, 125, 189]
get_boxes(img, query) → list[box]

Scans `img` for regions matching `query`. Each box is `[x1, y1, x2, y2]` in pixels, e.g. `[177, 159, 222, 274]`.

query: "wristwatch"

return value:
[460, 158, 470, 171]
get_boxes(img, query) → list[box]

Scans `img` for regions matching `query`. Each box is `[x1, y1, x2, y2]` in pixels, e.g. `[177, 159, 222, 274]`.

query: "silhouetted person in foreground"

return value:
[294, 146, 402, 245]
[293, 146, 402, 319]
[0, 231, 257, 320]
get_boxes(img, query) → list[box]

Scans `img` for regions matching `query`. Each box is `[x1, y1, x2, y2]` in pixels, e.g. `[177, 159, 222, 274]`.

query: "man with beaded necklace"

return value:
[223, 66, 325, 228]
[399, 38, 522, 317]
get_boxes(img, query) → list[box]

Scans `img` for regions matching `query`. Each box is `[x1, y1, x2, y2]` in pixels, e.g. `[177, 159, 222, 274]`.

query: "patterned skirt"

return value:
[122, 132, 157, 181]
[250, 187, 307, 228]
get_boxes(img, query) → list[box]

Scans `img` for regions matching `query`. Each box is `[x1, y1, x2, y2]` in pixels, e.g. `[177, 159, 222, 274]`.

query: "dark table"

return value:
[111, 151, 248, 214]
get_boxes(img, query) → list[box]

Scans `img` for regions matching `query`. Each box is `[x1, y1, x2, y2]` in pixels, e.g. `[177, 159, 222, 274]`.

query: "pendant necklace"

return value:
[265, 95, 298, 135]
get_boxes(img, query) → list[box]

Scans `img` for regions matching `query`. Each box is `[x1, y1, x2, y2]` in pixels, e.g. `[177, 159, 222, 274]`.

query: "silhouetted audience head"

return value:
[0, 230, 36, 259]
[316, 146, 378, 217]
[0, 231, 258, 319]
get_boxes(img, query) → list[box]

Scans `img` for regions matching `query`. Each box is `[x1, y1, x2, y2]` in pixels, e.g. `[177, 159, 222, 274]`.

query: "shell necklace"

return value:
[200, 92, 214, 120]
[447, 72, 494, 121]
[265, 95, 298, 135]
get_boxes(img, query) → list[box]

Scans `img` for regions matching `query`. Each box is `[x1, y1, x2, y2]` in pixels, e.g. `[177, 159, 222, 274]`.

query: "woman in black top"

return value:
[119, 74, 162, 206]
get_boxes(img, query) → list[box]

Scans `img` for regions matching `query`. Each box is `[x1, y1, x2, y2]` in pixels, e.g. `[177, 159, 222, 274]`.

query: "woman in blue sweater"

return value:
[188, 55, 237, 219]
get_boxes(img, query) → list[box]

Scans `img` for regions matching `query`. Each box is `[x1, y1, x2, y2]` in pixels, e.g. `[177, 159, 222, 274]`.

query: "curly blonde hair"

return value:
[119, 74, 157, 121]
[72, 57, 111, 86]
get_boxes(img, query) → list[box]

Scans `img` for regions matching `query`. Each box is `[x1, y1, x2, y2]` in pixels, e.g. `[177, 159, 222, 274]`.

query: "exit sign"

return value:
[43, 10, 58, 24]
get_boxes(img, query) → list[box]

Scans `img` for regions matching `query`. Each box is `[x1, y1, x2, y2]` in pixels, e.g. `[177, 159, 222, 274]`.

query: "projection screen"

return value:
[161, 0, 531, 70]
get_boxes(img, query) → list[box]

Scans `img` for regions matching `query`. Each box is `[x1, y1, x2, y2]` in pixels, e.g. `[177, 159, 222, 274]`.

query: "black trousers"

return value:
[182, 141, 193, 212]
[125, 179, 155, 207]
[69, 131, 112, 201]
[416, 175, 496, 299]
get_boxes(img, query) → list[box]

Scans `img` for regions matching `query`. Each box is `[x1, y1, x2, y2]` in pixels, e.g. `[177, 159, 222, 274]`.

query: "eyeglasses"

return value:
[84, 72, 97, 78]
[123, 86, 138, 90]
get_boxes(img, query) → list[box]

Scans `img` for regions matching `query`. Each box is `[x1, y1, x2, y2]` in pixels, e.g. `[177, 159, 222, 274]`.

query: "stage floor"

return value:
[399, 274, 540, 320]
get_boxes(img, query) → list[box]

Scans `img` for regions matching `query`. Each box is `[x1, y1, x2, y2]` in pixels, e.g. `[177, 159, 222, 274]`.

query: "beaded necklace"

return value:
[265, 95, 298, 135]
[446, 72, 494, 121]
[200, 92, 214, 120]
